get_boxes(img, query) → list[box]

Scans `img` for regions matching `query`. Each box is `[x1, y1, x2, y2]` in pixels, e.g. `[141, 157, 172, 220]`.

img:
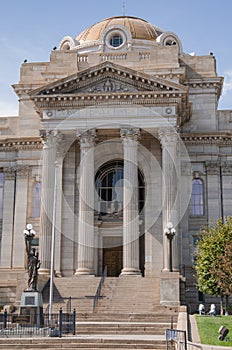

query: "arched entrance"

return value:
[95, 159, 145, 276]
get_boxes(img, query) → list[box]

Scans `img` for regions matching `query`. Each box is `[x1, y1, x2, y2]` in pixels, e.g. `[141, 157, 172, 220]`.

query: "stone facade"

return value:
[0, 16, 231, 310]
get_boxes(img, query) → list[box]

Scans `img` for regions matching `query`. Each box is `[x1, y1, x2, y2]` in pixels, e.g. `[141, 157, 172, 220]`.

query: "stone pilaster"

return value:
[158, 128, 180, 272]
[120, 128, 141, 275]
[0, 168, 16, 267]
[76, 129, 96, 275]
[39, 130, 60, 274]
[12, 166, 30, 267]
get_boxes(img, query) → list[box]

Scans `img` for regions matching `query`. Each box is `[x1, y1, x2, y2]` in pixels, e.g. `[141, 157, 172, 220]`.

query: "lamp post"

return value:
[164, 222, 176, 272]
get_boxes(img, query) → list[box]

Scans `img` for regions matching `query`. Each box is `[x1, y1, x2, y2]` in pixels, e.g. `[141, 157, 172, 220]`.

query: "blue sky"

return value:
[0, 0, 231, 116]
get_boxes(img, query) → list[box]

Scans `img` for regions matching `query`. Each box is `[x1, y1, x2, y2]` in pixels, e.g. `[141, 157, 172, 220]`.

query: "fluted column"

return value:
[54, 137, 66, 277]
[12, 166, 29, 267]
[39, 130, 58, 274]
[0, 168, 16, 267]
[121, 128, 141, 275]
[76, 129, 96, 275]
[158, 128, 180, 271]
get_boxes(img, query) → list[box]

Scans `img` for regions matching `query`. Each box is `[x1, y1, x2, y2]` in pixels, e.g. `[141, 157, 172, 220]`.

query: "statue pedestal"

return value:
[19, 291, 44, 327]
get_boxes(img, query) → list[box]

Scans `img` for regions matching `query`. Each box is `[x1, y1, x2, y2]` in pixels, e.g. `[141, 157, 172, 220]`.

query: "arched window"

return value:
[191, 178, 204, 216]
[95, 160, 145, 216]
[31, 181, 41, 218]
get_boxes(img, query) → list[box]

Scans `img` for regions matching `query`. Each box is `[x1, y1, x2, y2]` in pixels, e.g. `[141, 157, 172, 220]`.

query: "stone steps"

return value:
[96, 277, 161, 314]
[76, 313, 178, 323]
[42, 276, 101, 313]
[75, 321, 173, 335]
[0, 337, 167, 349]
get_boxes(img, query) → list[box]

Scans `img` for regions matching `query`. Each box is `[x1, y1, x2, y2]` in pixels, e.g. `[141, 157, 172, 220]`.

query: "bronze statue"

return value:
[24, 226, 40, 291]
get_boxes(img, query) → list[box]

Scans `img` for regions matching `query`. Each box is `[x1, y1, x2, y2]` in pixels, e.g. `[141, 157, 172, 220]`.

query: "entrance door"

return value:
[103, 246, 123, 277]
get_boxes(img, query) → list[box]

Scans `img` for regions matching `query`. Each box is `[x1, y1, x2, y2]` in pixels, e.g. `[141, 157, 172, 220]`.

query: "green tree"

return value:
[195, 217, 232, 315]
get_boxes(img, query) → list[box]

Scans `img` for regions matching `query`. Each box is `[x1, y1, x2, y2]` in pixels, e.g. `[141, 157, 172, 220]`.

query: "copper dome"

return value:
[76, 16, 163, 43]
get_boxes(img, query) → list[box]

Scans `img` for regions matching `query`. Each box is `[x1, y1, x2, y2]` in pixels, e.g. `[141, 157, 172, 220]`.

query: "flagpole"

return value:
[49, 161, 58, 323]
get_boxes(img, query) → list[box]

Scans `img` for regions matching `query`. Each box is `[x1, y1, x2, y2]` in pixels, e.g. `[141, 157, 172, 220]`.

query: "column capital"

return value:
[205, 160, 220, 175]
[4, 167, 16, 180]
[16, 165, 30, 178]
[76, 129, 97, 148]
[40, 130, 62, 149]
[158, 127, 179, 148]
[120, 128, 141, 142]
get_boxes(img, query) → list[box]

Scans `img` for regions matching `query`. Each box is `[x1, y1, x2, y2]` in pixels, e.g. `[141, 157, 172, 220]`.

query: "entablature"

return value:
[184, 77, 223, 99]
[181, 133, 232, 145]
[29, 61, 190, 126]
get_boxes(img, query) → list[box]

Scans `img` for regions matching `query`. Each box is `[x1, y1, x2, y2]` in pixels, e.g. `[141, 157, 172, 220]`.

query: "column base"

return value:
[120, 268, 141, 276]
[75, 268, 95, 276]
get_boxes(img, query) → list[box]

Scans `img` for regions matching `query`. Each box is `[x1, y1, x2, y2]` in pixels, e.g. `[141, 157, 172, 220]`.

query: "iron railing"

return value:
[0, 308, 76, 337]
[93, 266, 107, 311]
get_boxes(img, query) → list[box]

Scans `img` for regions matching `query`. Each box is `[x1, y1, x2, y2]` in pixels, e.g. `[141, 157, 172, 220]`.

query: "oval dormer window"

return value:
[110, 34, 123, 48]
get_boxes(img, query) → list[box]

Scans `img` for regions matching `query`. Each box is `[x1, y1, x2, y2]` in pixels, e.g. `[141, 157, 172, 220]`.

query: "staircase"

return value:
[0, 276, 179, 349]
[42, 275, 101, 313]
[96, 276, 161, 313]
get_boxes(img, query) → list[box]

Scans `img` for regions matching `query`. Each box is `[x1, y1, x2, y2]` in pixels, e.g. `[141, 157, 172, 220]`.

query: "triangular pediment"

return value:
[30, 61, 187, 97]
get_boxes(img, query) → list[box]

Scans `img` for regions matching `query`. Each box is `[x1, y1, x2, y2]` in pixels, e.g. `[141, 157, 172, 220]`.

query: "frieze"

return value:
[182, 134, 232, 145]
[0, 139, 41, 151]
[35, 92, 187, 115]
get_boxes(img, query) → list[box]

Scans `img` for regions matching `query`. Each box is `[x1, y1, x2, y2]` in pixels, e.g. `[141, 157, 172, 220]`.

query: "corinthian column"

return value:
[76, 129, 96, 275]
[39, 130, 59, 274]
[158, 128, 180, 271]
[120, 128, 141, 275]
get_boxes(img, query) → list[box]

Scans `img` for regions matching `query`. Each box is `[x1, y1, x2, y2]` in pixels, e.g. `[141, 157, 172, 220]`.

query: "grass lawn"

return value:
[195, 315, 232, 347]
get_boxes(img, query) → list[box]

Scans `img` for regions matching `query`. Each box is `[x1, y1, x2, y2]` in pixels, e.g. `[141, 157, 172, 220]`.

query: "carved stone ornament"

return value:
[221, 162, 232, 175]
[16, 165, 30, 178]
[77, 129, 97, 148]
[120, 128, 141, 142]
[83, 78, 137, 94]
[4, 167, 16, 180]
[205, 161, 220, 175]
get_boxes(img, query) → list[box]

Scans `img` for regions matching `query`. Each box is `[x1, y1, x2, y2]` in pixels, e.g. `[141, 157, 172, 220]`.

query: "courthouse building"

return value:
[0, 16, 231, 309]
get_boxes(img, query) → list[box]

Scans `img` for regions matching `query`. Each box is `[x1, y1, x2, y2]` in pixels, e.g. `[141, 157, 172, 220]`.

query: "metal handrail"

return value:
[93, 266, 107, 311]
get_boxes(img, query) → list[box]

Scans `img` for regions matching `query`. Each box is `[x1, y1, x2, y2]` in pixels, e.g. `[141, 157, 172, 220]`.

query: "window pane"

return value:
[191, 179, 204, 216]
[95, 161, 144, 216]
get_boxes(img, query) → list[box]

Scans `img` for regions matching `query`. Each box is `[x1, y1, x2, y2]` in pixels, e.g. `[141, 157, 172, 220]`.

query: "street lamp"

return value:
[24, 223, 36, 259]
[164, 222, 176, 272]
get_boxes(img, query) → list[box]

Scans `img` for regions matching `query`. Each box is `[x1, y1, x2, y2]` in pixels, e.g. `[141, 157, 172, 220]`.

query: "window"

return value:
[31, 182, 41, 218]
[198, 291, 204, 303]
[95, 160, 145, 216]
[110, 35, 123, 48]
[191, 178, 204, 216]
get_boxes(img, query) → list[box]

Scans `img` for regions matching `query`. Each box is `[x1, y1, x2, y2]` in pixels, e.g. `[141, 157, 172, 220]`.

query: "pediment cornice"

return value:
[29, 61, 190, 125]
[30, 61, 187, 98]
